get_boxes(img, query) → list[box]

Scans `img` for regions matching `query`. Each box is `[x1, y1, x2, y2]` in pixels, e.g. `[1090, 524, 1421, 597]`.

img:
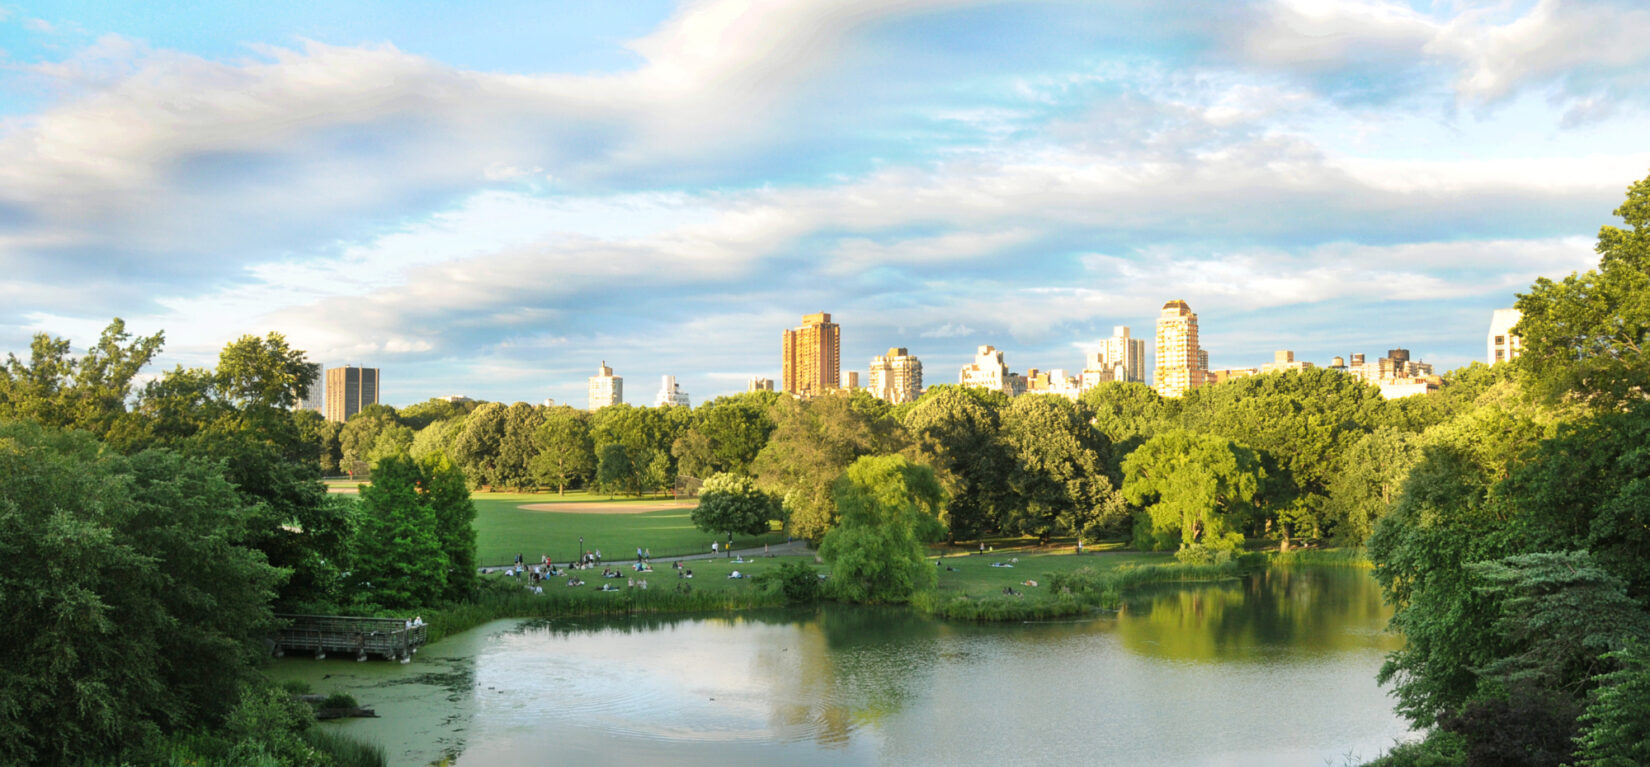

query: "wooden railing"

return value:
[273, 614, 426, 662]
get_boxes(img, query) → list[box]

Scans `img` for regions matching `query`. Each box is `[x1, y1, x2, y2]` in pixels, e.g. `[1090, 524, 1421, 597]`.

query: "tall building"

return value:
[1025, 368, 1082, 400]
[1488, 308, 1523, 364]
[1087, 326, 1147, 384]
[324, 366, 379, 423]
[654, 375, 690, 408]
[845, 371, 860, 390]
[298, 377, 325, 412]
[748, 376, 775, 393]
[868, 347, 923, 404]
[1153, 300, 1206, 397]
[588, 361, 623, 411]
[960, 345, 1025, 396]
[781, 312, 841, 398]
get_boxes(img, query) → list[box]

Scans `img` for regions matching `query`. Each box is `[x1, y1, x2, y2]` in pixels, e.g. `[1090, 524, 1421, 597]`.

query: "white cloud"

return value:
[920, 323, 975, 338]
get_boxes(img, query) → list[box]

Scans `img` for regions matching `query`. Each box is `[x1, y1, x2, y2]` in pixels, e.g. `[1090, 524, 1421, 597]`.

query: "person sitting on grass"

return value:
[1023, 579, 1038, 588]
[684, 569, 693, 578]
[567, 577, 584, 587]
[729, 570, 743, 579]
[599, 583, 619, 592]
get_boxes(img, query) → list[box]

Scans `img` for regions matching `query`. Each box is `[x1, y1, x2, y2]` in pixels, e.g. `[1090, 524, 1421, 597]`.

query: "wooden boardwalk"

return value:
[273, 614, 427, 663]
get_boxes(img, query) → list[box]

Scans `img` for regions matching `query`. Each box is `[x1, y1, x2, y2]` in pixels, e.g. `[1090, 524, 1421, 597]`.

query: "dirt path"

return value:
[517, 500, 697, 515]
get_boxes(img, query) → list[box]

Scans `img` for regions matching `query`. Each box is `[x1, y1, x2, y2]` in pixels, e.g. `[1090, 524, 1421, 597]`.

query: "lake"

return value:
[269, 566, 1412, 766]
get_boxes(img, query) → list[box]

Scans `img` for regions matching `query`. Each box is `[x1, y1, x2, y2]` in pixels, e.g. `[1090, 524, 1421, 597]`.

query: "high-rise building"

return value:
[1154, 300, 1206, 397]
[298, 376, 325, 412]
[868, 347, 923, 404]
[846, 371, 860, 390]
[748, 376, 775, 393]
[1488, 308, 1522, 364]
[654, 375, 690, 408]
[588, 361, 623, 411]
[1025, 368, 1082, 400]
[960, 345, 1025, 396]
[782, 312, 841, 398]
[324, 366, 379, 423]
[1087, 326, 1146, 384]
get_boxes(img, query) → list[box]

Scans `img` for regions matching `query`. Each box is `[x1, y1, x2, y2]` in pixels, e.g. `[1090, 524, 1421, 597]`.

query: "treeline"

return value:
[1358, 170, 1650, 766]
[318, 347, 1507, 553]
[0, 325, 465, 766]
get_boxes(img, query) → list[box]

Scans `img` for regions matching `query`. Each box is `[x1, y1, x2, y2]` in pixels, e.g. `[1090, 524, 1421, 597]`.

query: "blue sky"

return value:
[2, 0, 1648, 407]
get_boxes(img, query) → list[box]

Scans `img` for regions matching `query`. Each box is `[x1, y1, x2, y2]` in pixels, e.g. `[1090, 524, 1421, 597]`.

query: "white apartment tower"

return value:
[1488, 309, 1523, 364]
[588, 361, 623, 411]
[869, 347, 924, 404]
[959, 345, 1025, 396]
[654, 375, 691, 408]
[1086, 326, 1146, 384]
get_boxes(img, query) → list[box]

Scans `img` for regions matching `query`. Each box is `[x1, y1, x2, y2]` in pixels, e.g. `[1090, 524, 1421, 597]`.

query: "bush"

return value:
[319, 692, 359, 711]
[756, 560, 822, 605]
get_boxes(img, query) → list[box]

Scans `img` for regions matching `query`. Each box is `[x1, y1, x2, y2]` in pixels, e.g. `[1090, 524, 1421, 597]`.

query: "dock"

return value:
[273, 614, 427, 663]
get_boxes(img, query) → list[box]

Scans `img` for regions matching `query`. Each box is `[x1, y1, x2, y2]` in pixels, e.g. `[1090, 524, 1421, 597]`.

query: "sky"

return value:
[2, 0, 1647, 408]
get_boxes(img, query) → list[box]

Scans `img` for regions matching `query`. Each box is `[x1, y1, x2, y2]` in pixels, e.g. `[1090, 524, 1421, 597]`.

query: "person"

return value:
[979, 541, 985, 555]
[711, 541, 719, 556]
[729, 570, 742, 579]
[684, 569, 693, 578]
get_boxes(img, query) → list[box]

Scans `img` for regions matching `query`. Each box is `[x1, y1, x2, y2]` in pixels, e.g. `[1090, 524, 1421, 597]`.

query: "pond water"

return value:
[269, 567, 1412, 766]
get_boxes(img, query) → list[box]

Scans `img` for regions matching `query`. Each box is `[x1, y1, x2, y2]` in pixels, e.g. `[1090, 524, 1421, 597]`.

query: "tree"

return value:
[338, 403, 401, 476]
[1516, 168, 1650, 408]
[0, 421, 283, 766]
[530, 406, 595, 495]
[596, 442, 638, 496]
[215, 333, 318, 410]
[420, 451, 478, 601]
[409, 414, 466, 464]
[692, 473, 781, 540]
[689, 393, 779, 475]
[899, 386, 1009, 542]
[1176, 368, 1388, 541]
[1121, 429, 1266, 553]
[350, 455, 447, 609]
[818, 455, 946, 604]
[1322, 426, 1423, 545]
[291, 408, 343, 475]
[1574, 641, 1650, 767]
[451, 401, 507, 488]
[0, 318, 164, 440]
[1080, 381, 1176, 478]
[399, 396, 480, 430]
[753, 393, 908, 541]
[998, 394, 1126, 543]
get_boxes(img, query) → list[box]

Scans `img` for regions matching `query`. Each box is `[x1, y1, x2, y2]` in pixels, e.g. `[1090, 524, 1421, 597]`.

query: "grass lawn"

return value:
[483, 551, 825, 597]
[471, 491, 790, 566]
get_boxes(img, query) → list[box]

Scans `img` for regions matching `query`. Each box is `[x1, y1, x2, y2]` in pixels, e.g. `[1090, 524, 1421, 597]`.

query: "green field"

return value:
[470, 491, 790, 566]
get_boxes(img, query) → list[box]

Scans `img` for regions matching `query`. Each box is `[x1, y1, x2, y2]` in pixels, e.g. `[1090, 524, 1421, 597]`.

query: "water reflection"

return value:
[267, 567, 1409, 767]
[1116, 567, 1401, 662]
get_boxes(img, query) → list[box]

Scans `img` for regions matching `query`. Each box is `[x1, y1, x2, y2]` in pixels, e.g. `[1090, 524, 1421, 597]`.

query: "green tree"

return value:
[1575, 641, 1650, 767]
[0, 318, 164, 440]
[1177, 368, 1387, 542]
[596, 442, 639, 496]
[452, 401, 507, 487]
[350, 455, 447, 609]
[215, 333, 318, 410]
[530, 406, 595, 494]
[753, 393, 908, 541]
[420, 451, 478, 601]
[409, 414, 466, 464]
[1121, 429, 1265, 553]
[1516, 168, 1650, 408]
[818, 455, 946, 604]
[338, 403, 401, 476]
[1323, 426, 1423, 545]
[399, 396, 480, 430]
[291, 408, 343, 475]
[899, 386, 1009, 542]
[0, 421, 283, 766]
[690, 393, 780, 475]
[692, 472, 781, 539]
[1080, 381, 1177, 477]
[998, 394, 1126, 543]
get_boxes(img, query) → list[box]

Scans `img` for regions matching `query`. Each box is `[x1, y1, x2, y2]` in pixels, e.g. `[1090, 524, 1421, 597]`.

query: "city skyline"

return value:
[3, 2, 1646, 406]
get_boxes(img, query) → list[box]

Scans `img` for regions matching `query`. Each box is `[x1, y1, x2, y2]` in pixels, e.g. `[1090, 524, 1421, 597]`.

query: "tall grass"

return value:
[423, 581, 787, 642]
[303, 728, 386, 767]
[919, 559, 1250, 620]
[1268, 547, 1372, 568]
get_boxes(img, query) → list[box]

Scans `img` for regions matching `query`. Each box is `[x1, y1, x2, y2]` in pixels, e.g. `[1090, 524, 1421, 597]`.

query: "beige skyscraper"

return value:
[588, 361, 623, 411]
[324, 366, 379, 423]
[868, 347, 923, 404]
[782, 312, 841, 397]
[960, 345, 1025, 396]
[1154, 300, 1206, 397]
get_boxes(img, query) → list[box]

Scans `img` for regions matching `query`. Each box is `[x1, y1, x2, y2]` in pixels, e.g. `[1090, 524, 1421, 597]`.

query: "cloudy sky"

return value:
[2, 0, 1647, 407]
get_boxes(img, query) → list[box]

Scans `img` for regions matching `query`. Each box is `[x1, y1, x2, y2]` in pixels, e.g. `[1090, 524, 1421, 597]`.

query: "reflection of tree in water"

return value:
[747, 606, 946, 748]
[1117, 568, 1398, 661]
